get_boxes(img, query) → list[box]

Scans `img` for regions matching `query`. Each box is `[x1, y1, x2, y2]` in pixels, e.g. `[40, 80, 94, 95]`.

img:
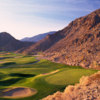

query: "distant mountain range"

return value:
[0, 32, 34, 52]
[21, 31, 56, 42]
[18, 9, 100, 69]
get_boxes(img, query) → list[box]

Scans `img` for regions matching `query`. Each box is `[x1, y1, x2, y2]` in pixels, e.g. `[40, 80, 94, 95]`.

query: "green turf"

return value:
[45, 69, 96, 85]
[0, 52, 98, 100]
[0, 56, 37, 65]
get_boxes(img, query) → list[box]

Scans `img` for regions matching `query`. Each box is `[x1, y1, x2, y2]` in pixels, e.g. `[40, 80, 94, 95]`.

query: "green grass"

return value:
[45, 69, 96, 85]
[0, 56, 37, 65]
[0, 52, 98, 100]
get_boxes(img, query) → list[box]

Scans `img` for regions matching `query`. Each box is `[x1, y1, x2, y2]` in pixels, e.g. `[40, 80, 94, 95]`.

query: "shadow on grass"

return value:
[2, 62, 16, 66]
[26, 60, 39, 65]
[0, 57, 14, 60]
[9, 73, 36, 78]
[0, 78, 22, 86]
[0, 73, 7, 80]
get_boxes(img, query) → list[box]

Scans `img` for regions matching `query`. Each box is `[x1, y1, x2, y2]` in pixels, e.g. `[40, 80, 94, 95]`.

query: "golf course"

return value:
[0, 52, 97, 100]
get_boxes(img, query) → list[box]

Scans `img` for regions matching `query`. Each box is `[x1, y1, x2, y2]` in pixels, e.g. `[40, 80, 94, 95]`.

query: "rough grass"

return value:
[0, 52, 98, 100]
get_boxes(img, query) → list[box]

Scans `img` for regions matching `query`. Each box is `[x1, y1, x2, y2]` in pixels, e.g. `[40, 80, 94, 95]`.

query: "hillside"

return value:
[0, 32, 34, 51]
[44, 9, 100, 68]
[18, 9, 100, 68]
[21, 31, 56, 42]
[18, 30, 65, 54]
[43, 71, 100, 100]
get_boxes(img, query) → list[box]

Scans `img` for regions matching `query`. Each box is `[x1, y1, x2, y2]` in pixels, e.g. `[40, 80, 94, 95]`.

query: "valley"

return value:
[0, 7, 99, 100]
[0, 52, 97, 100]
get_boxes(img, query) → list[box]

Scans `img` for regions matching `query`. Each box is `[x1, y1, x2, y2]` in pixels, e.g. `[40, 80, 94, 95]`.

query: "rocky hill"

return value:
[44, 9, 100, 68]
[0, 32, 34, 52]
[21, 31, 56, 42]
[19, 9, 100, 68]
[42, 71, 100, 100]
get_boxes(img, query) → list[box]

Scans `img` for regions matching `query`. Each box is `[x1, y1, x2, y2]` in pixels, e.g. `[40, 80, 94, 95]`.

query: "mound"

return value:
[0, 87, 37, 98]
[42, 71, 100, 100]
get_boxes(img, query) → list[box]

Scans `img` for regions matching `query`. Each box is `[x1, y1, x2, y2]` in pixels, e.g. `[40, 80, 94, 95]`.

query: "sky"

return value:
[0, 0, 99, 39]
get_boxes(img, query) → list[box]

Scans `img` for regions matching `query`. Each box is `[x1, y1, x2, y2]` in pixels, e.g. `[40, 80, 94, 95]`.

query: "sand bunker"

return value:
[0, 87, 37, 98]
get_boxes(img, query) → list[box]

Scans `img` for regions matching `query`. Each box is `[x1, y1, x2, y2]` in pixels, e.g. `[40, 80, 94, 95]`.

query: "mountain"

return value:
[18, 30, 65, 54]
[19, 9, 100, 68]
[44, 9, 100, 68]
[0, 32, 34, 52]
[42, 71, 100, 100]
[21, 31, 56, 42]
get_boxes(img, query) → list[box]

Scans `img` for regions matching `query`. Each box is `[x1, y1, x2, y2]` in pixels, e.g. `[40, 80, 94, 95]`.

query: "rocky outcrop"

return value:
[42, 71, 100, 100]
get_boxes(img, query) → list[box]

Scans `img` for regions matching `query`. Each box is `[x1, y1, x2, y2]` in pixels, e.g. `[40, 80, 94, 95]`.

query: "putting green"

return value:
[45, 69, 96, 85]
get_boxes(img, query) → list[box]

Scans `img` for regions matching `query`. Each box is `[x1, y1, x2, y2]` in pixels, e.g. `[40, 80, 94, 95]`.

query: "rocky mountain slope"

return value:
[19, 9, 100, 68]
[0, 32, 34, 51]
[21, 31, 56, 42]
[42, 71, 100, 100]
[44, 9, 100, 68]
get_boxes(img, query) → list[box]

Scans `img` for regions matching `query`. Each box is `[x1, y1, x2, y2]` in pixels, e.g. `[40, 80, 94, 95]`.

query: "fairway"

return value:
[45, 69, 96, 85]
[0, 52, 98, 100]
